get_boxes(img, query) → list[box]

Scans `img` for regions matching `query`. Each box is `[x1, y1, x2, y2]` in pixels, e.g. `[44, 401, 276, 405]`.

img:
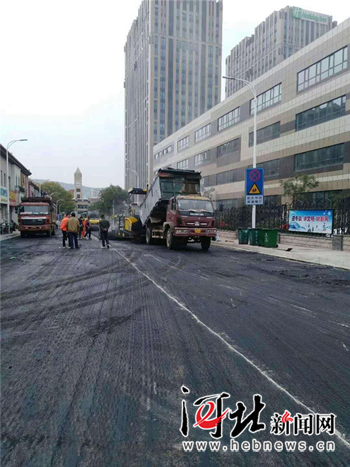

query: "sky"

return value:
[0, 1, 348, 189]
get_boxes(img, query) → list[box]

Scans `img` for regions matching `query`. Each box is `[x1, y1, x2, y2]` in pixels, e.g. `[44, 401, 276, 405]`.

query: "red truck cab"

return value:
[165, 195, 216, 250]
[145, 194, 216, 250]
[18, 197, 56, 237]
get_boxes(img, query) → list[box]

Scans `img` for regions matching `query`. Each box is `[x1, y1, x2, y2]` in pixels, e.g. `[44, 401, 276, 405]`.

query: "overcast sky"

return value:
[0, 1, 347, 188]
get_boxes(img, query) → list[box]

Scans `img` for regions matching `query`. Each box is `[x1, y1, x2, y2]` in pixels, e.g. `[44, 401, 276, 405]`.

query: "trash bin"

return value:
[249, 228, 260, 245]
[258, 228, 266, 246]
[238, 228, 249, 244]
[262, 229, 279, 248]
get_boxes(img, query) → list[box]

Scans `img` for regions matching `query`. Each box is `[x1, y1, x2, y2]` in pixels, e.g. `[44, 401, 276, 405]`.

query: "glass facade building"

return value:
[125, 0, 223, 189]
[225, 6, 336, 98]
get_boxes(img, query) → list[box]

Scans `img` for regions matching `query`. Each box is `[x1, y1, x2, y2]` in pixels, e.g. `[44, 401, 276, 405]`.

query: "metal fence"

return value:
[214, 197, 350, 234]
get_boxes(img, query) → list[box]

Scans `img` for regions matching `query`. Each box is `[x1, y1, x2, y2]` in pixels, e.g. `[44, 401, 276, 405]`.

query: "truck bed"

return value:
[140, 168, 201, 226]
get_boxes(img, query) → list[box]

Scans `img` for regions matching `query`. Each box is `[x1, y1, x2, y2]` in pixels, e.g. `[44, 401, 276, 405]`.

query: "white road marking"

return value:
[112, 246, 350, 448]
[342, 342, 349, 352]
[219, 284, 244, 292]
[143, 254, 163, 263]
[329, 321, 350, 329]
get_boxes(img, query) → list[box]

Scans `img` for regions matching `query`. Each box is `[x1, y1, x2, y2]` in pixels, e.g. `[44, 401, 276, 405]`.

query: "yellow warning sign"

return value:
[248, 183, 261, 195]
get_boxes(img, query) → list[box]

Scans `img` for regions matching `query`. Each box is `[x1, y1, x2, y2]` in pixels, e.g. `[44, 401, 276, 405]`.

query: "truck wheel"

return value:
[46, 230, 52, 237]
[201, 237, 211, 251]
[146, 225, 153, 245]
[20, 231, 25, 238]
[52, 227, 55, 236]
[166, 228, 176, 250]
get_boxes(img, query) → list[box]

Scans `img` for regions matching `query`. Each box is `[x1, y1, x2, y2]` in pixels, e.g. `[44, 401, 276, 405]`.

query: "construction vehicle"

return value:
[138, 168, 216, 250]
[18, 197, 57, 237]
[113, 188, 147, 239]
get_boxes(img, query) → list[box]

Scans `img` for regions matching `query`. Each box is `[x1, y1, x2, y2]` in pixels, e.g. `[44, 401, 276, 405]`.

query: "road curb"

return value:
[0, 232, 20, 242]
[213, 241, 350, 271]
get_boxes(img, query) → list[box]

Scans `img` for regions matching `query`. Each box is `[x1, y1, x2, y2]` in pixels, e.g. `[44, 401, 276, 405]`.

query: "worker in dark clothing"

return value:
[78, 216, 84, 239]
[99, 215, 110, 249]
[86, 217, 92, 239]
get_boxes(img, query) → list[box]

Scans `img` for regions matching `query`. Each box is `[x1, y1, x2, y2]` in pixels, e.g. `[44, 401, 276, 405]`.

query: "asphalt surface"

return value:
[1, 233, 350, 467]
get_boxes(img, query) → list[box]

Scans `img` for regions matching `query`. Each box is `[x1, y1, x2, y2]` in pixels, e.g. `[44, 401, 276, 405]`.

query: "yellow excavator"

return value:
[114, 188, 147, 240]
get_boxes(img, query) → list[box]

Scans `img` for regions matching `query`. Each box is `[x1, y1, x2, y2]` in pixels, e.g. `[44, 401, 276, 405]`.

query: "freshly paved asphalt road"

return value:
[1, 234, 350, 467]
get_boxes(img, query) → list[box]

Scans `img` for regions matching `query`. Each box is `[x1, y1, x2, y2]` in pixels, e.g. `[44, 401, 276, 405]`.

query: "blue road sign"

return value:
[245, 168, 264, 205]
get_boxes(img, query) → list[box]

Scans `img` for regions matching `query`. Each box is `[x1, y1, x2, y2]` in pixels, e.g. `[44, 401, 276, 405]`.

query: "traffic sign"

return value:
[246, 168, 264, 205]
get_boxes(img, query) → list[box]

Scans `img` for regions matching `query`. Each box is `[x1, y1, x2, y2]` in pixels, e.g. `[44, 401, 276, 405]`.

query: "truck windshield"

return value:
[177, 199, 214, 215]
[20, 206, 49, 215]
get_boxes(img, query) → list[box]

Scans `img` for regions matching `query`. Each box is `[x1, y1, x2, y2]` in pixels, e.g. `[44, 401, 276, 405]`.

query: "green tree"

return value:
[90, 185, 127, 216]
[202, 187, 215, 201]
[41, 182, 75, 214]
[281, 174, 319, 200]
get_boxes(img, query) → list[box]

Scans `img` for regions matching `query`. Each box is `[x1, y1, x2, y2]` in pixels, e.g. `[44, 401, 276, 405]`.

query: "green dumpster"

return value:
[249, 228, 260, 245]
[258, 228, 266, 246]
[238, 228, 249, 244]
[262, 229, 279, 248]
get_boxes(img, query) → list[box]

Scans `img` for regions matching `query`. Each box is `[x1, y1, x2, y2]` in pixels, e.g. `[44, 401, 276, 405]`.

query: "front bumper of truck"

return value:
[19, 225, 51, 232]
[173, 227, 217, 238]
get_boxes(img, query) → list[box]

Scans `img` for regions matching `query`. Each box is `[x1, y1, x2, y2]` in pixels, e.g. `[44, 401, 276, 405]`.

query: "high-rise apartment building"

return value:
[225, 6, 336, 97]
[124, 0, 223, 189]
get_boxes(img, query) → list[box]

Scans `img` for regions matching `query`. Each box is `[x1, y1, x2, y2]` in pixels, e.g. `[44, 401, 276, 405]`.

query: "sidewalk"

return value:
[0, 232, 20, 242]
[214, 233, 350, 271]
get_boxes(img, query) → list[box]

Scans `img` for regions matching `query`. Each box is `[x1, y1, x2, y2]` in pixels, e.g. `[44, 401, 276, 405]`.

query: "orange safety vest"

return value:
[60, 217, 69, 232]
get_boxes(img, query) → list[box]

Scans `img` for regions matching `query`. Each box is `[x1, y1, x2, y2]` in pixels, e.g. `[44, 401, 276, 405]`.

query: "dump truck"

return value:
[138, 168, 216, 250]
[18, 197, 57, 237]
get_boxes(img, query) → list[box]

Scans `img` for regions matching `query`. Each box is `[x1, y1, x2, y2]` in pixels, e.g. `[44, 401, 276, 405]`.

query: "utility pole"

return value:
[223, 76, 257, 228]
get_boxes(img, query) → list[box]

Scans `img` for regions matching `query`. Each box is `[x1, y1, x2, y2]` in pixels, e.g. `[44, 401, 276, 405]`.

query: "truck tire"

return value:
[46, 230, 52, 237]
[52, 227, 55, 236]
[166, 228, 176, 250]
[20, 231, 25, 238]
[146, 225, 153, 245]
[201, 237, 211, 251]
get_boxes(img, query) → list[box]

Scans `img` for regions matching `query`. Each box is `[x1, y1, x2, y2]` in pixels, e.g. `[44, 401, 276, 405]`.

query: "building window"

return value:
[217, 199, 238, 210]
[218, 107, 240, 131]
[177, 135, 190, 151]
[194, 151, 209, 166]
[297, 47, 348, 91]
[177, 159, 189, 169]
[216, 169, 238, 185]
[250, 84, 281, 114]
[257, 159, 280, 177]
[202, 176, 210, 187]
[195, 124, 211, 143]
[294, 190, 342, 207]
[296, 96, 346, 131]
[154, 145, 172, 160]
[217, 138, 240, 158]
[294, 144, 344, 172]
[249, 122, 280, 146]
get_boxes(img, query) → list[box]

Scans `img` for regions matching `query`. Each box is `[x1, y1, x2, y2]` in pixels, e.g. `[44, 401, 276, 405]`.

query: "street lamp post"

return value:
[129, 168, 140, 204]
[6, 139, 28, 224]
[129, 168, 140, 189]
[223, 76, 257, 229]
